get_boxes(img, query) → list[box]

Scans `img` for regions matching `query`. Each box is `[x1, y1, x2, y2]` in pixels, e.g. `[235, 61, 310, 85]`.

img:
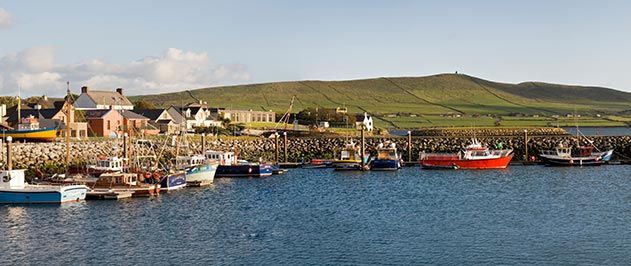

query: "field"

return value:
[128, 73, 631, 129]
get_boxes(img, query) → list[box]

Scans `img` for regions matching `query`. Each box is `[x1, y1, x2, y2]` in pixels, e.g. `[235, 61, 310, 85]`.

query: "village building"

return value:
[5, 99, 88, 138]
[219, 109, 276, 123]
[133, 109, 179, 134]
[73, 87, 134, 110]
[355, 112, 374, 132]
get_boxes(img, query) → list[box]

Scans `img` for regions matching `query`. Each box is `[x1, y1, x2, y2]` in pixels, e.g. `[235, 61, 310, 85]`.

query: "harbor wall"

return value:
[4, 135, 631, 170]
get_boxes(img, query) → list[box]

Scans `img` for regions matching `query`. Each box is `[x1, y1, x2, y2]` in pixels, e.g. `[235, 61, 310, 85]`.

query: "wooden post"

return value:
[275, 132, 279, 164]
[283, 132, 288, 163]
[524, 129, 528, 162]
[201, 133, 206, 154]
[123, 133, 128, 165]
[407, 130, 412, 163]
[360, 126, 366, 170]
[6, 136, 12, 171]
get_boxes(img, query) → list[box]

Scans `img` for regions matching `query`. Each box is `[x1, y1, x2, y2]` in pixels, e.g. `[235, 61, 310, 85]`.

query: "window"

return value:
[107, 121, 111, 130]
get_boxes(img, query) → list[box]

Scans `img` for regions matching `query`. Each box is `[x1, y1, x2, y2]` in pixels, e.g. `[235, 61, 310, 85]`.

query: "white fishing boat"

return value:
[0, 137, 88, 204]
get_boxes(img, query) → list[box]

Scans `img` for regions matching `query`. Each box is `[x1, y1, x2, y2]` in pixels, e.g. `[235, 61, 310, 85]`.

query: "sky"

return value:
[0, 0, 630, 97]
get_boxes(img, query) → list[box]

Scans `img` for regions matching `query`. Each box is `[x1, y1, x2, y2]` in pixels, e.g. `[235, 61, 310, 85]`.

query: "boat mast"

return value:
[65, 81, 71, 166]
[17, 86, 21, 125]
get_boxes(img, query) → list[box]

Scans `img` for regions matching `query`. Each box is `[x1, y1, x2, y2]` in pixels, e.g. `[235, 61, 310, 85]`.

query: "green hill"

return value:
[130, 73, 631, 116]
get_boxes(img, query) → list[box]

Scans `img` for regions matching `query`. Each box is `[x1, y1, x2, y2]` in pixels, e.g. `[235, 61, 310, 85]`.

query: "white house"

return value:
[355, 112, 373, 132]
[73, 87, 134, 110]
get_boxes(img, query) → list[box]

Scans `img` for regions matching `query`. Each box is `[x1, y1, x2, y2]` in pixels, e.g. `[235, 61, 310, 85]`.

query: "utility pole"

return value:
[360, 126, 366, 170]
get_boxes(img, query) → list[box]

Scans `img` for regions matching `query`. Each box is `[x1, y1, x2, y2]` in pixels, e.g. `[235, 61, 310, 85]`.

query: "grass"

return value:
[130, 74, 631, 117]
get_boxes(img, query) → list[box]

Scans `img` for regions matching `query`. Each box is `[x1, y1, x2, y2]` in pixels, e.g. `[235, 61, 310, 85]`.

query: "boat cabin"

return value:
[540, 147, 572, 158]
[205, 151, 235, 165]
[91, 157, 124, 172]
[0, 169, 26, 189]
[175, 155, 207, 170]
[340, 147, 361, 161]
[95, 172, 137, 187]
[17, 115, 41, 131]
[376, 142, 399, 160]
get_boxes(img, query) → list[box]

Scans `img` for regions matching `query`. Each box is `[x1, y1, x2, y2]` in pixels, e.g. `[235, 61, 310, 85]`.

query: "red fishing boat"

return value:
[419, 139, 513, 169]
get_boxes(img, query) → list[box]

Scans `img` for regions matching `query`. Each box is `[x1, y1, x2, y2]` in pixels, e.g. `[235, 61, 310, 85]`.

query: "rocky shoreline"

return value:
[4, 135, 631, 172]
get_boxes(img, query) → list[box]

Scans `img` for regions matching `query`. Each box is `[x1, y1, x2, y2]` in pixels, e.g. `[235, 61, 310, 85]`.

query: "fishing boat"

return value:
[370, 141, 402, 171]
[0, 136, 88, 204]
[419, 138, 513, 169]
[174, 155, 216, 187]
[332, 140, 369, 171]
[86, 172, 159, 199]
[205, 151, 273, 177]
[0, 169, 88, 204]
[540, 144, 612, 166]
[539, 124, 614, 166]
[2, 115, 57, 142]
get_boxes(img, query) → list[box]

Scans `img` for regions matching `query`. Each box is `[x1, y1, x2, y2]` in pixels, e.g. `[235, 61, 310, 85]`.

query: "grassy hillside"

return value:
[130, 74, 631, 117]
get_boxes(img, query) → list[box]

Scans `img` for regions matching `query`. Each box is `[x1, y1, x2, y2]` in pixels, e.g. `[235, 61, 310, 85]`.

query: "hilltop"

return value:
[130, 74, 631, 116]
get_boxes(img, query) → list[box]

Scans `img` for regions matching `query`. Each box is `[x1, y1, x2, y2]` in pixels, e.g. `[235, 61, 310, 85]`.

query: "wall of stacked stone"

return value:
[3, 135, 631, 169]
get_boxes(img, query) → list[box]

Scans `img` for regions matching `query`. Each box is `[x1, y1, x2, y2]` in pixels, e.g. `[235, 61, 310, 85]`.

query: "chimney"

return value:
[81, 86, 89, 93]
[116, 88, 123, 95]
[43, 95, 48, 101]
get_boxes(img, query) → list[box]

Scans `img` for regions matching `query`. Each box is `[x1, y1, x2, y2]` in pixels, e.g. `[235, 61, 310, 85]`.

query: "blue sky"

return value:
[1, 0, 630, 96]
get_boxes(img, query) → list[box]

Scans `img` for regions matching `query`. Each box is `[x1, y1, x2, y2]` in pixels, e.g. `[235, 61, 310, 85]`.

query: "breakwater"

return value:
[4, 135, 631, 171]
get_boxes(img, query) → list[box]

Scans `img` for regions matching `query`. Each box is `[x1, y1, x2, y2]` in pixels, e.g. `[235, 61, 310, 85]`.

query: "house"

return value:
[355, 112, 374, 132]
[219, 109, 276, 123]
[119, 110, 157, 136]
[73, 86, 134, 110]
[85, 109, 124, 137]
[133, 109, 179, 134]
[167, 106, 222, 131]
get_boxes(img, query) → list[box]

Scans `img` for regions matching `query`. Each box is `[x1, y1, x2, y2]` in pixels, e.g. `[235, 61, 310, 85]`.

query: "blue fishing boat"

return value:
[160, 171, 187, 191]
[205, 151, 273, 178]
[370, 141, 402, 171]
[0, 169, 88, 204]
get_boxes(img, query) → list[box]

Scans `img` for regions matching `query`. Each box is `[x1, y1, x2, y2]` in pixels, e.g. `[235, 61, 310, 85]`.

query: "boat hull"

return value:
[215, 164, 273, 178]
[370, 159, 401, 171]
[421, 155, 513, 170]
[161, 172, 187, 191]
[333, 160, 363, 171]
[0, 185, 88, 204]
[541, 156, 603, 166]
[3, 128, 58, 142]
[185, 163, 217, 186]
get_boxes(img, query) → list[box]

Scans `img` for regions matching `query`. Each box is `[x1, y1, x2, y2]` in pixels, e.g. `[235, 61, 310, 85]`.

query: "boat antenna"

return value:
[17, 86, 21, 124]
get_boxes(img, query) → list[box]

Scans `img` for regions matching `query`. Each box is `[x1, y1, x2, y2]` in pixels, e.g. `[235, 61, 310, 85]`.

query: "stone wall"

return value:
[3, 135, 631, 169]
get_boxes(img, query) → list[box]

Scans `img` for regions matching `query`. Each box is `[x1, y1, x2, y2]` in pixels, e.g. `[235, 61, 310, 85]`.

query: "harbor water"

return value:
[2, 166, 631, 265]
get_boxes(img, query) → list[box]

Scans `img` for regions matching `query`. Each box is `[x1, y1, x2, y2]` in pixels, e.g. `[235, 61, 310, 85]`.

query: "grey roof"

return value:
[84, 90, 133, 106]
[120, 110, 149, 120]
[85, 109, 114, 119]
[130, 109, 165, 120]
[6, 109, 62, 123]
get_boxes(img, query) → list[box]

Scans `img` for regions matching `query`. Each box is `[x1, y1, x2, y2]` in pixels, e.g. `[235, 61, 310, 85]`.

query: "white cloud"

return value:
[0, 8, 12, 29]
[0, 47, 251, 96]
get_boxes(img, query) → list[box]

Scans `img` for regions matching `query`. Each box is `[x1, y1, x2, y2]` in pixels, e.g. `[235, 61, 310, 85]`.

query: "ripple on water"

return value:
[1, 165, 631, 265]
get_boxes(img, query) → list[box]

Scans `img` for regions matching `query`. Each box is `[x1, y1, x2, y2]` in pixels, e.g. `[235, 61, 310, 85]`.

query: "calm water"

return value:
[2, 166, 631, 265]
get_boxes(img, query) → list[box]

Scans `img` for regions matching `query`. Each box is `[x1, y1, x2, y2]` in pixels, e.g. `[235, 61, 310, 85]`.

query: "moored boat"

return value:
[205, 151, 273, 177]
[174, 155, 216, 187]
[370, 141, 402, 171]
[419, 139, 513, 169]
[0, 136, 88, 204]
[0, 169, 89, 204]
[2, 115, 57, 142]
[87, 172, 159, 199]
[540, 144, 613, 166]
[332, 140, 369, 171]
